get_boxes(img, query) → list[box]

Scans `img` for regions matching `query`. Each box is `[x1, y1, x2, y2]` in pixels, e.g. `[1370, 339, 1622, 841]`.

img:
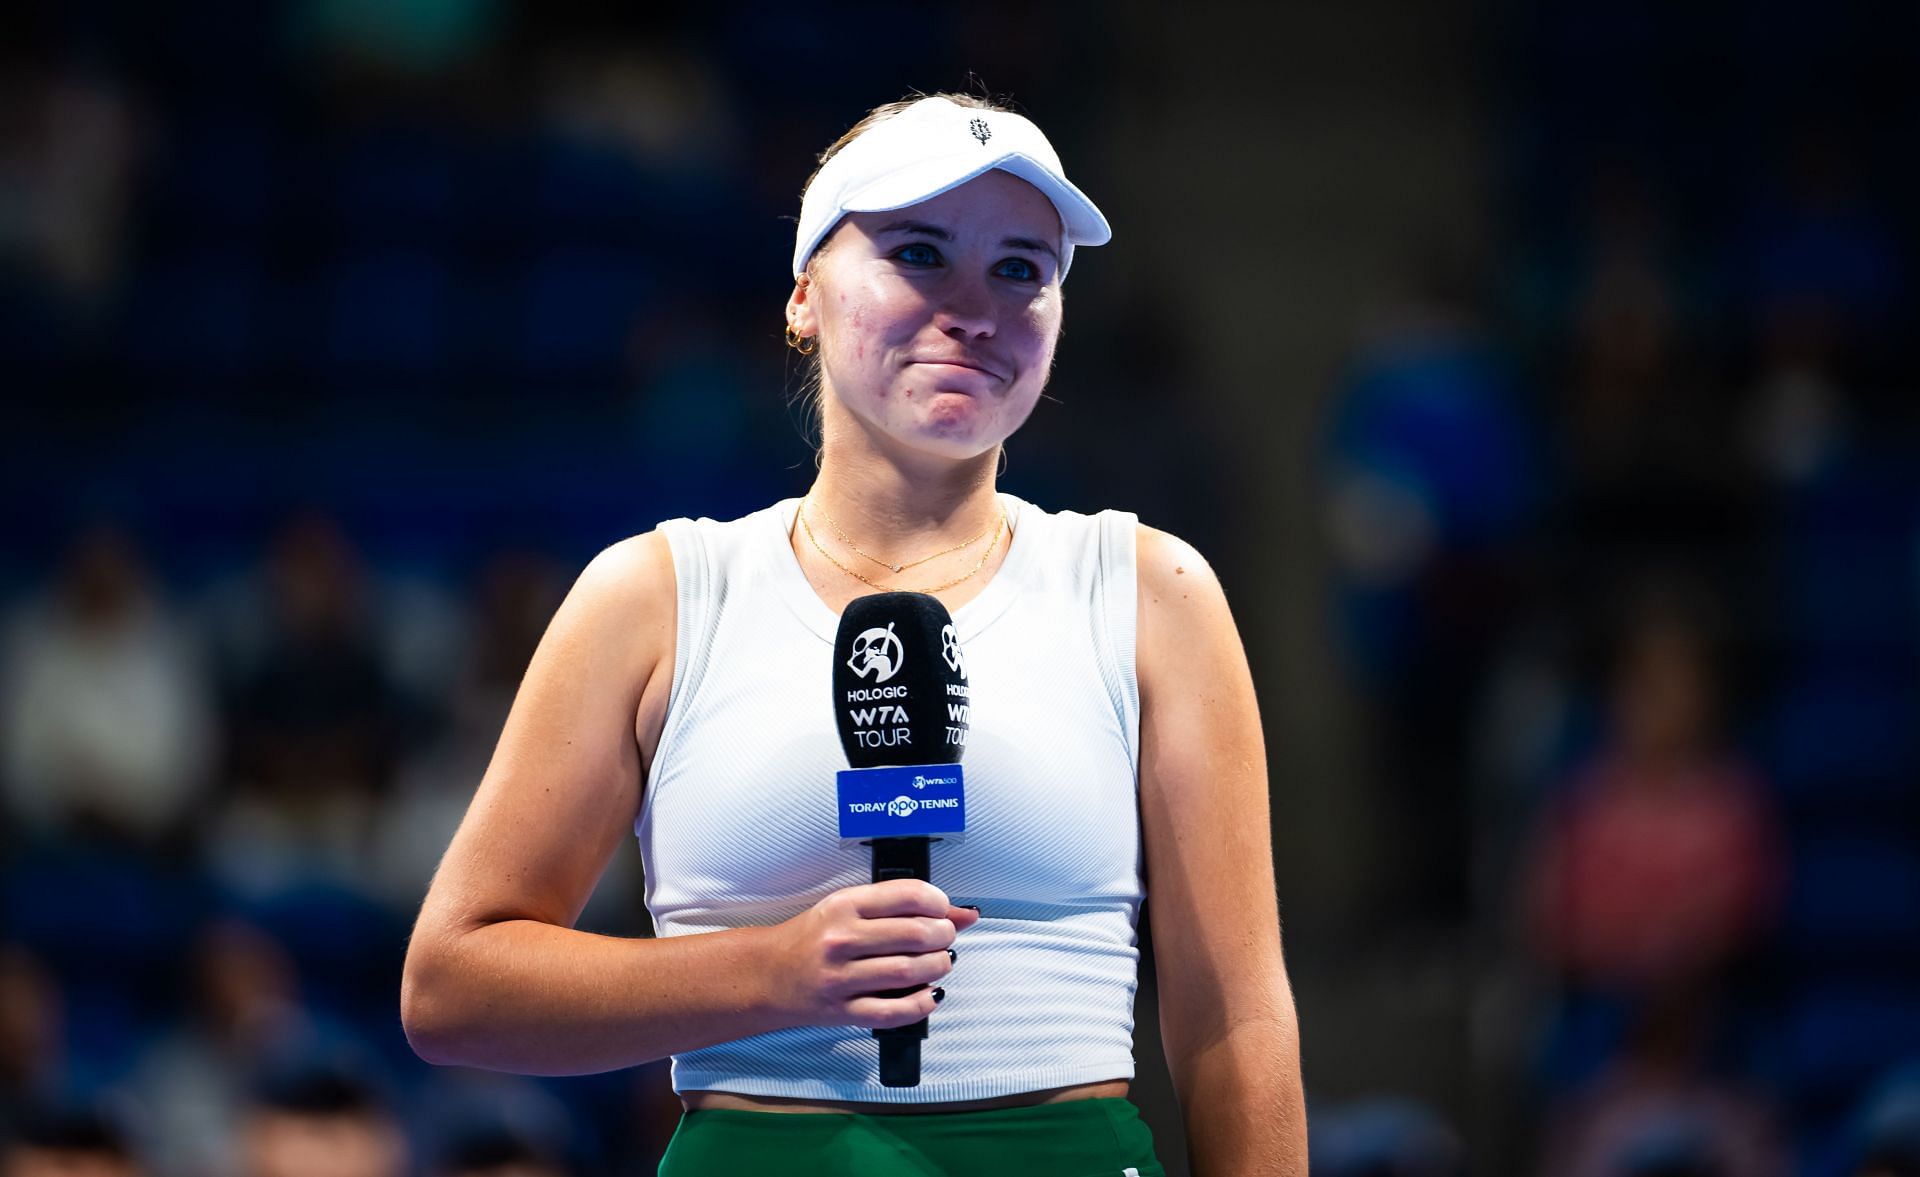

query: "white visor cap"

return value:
[792, 97, 1112, 283]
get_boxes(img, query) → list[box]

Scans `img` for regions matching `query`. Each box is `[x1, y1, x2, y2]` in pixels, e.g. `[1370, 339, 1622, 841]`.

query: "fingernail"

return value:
[946, 948, 958, 963]
[959, 904, 981, 914]
[931, 987, 946, 1003]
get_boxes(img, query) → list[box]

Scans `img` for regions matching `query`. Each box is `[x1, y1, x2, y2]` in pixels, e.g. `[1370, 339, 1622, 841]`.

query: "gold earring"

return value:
[785, 324, 818, 356]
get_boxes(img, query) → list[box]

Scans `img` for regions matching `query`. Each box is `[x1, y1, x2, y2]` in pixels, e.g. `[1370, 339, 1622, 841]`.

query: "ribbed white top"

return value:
[636, 494, 1143, 1103]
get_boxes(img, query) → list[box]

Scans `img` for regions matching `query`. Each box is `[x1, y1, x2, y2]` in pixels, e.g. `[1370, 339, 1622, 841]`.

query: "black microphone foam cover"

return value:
[832, 592, 969, 770]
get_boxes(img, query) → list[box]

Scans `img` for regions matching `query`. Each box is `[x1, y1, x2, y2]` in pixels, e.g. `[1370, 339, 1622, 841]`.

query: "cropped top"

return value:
[637, 494, 1143, 1102]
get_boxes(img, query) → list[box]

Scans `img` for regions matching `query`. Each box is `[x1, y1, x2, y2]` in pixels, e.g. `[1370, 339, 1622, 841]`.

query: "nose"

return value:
[933, 274, 995, 340]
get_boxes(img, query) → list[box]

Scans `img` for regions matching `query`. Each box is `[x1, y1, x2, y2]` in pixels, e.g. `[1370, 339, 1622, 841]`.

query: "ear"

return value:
[786, 272, 818, 341]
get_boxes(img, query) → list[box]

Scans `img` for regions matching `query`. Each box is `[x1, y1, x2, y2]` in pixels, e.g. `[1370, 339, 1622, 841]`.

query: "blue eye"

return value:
[890, 243, 1042, 283]
[998, 257, 1040, 283]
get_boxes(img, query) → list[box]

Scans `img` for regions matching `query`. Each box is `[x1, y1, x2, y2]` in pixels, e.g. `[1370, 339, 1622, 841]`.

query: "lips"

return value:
[909, 359, 1002, 382]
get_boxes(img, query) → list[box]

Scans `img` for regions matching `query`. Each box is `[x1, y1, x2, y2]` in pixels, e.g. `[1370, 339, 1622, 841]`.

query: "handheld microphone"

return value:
[831, 592, 970, 1087]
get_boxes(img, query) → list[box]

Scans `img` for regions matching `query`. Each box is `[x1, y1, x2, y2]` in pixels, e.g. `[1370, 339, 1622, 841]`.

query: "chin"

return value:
[834, 386, 1018, 462]
[890, 418, 1001, 462]
[909, 435, 999, 462]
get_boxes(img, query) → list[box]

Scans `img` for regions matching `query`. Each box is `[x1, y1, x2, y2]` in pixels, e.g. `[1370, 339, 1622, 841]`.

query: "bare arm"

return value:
[400, 533, 973, 1075]
[1136, 524, 1308, 1174]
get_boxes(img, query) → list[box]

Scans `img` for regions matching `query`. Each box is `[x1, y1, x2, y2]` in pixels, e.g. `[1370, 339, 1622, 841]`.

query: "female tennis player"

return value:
[402, 92, 1306, 1175]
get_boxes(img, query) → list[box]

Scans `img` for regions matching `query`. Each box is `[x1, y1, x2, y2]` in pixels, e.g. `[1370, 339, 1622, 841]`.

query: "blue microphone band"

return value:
[836, 763, 967, 839]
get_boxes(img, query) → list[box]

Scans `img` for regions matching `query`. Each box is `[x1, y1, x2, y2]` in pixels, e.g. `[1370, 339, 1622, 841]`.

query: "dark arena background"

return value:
[5, 2, 1920, 1174]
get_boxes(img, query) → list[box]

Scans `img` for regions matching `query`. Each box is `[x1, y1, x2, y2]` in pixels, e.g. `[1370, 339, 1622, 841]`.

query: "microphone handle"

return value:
[870, 835, 933, 1087]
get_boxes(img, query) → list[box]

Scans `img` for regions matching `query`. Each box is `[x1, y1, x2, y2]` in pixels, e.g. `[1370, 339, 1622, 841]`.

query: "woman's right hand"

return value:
[769, 879, 982, 1030]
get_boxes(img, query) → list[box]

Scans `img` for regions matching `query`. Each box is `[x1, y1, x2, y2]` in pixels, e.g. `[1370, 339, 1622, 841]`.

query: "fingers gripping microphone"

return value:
[831, 593, 970, 1087]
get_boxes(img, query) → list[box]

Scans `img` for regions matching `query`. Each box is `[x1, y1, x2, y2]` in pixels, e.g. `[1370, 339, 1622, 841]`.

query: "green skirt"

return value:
[656, 1096, 1165, 1177]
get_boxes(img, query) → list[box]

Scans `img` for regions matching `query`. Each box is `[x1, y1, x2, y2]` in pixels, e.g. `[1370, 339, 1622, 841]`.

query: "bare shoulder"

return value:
[573, 530, 675, 611]
[559, 532, 676, 657]
[561, 531, 678, 758]
[1135, 523, 1222, 601]
[1134, 523, 1236, 661]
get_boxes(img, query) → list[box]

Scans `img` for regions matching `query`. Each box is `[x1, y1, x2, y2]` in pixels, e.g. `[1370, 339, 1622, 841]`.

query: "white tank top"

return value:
[637, 493, 1143, 1103]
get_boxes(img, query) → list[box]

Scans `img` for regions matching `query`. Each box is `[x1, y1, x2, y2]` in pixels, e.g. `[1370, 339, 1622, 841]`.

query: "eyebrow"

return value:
[875, 219, 1061, 264]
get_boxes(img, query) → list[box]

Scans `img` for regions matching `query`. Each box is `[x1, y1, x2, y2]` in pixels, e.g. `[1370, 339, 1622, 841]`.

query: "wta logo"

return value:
[847, 622, 904, 683]
[910, 774, 957, 790]
[941, 623, 966, 678]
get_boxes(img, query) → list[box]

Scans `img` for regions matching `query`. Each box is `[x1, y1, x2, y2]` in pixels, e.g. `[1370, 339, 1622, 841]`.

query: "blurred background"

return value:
[4, 1, 1919, 1174]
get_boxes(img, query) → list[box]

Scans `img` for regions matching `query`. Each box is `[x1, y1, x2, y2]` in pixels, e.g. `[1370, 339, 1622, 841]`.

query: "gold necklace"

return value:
[811, 498, 999, 575]
[799, 498, 1008, 593]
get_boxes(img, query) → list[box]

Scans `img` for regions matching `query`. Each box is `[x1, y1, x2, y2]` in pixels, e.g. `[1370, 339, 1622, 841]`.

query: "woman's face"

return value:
[788, 168, 1065, 462]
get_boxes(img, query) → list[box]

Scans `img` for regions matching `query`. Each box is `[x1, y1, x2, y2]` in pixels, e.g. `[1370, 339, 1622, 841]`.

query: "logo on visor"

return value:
[969, 118, 991, 145]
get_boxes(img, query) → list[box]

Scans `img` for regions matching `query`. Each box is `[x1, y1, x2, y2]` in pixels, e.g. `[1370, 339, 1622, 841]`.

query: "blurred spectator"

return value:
[214, 514, 398, 888]
[1508, 159, 1705, 378]
[1326, 253, 1539, 677]
[119, 921, 319, 1177]
[1538, 991, 1787, 1177]
[1741, 318, 1849, 491]
[1733, 127, 1907, 388]
[1309, 1096, 1465, 1177]
[0, 525, 217, 848]
[1523, 584, 1784, 994]
[238, 1061, 405, 1177]
[1552, 239, 1752, 577]
[0, 1100, 142, 1177]
[446, 551, 566, 739]
[1734, 134, 1902, 493]
[1324, 251, 1540, 920]
[0, 62, 140, 308]
[404, 1068, 586, 1177]
[369, 550, 574, 912]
